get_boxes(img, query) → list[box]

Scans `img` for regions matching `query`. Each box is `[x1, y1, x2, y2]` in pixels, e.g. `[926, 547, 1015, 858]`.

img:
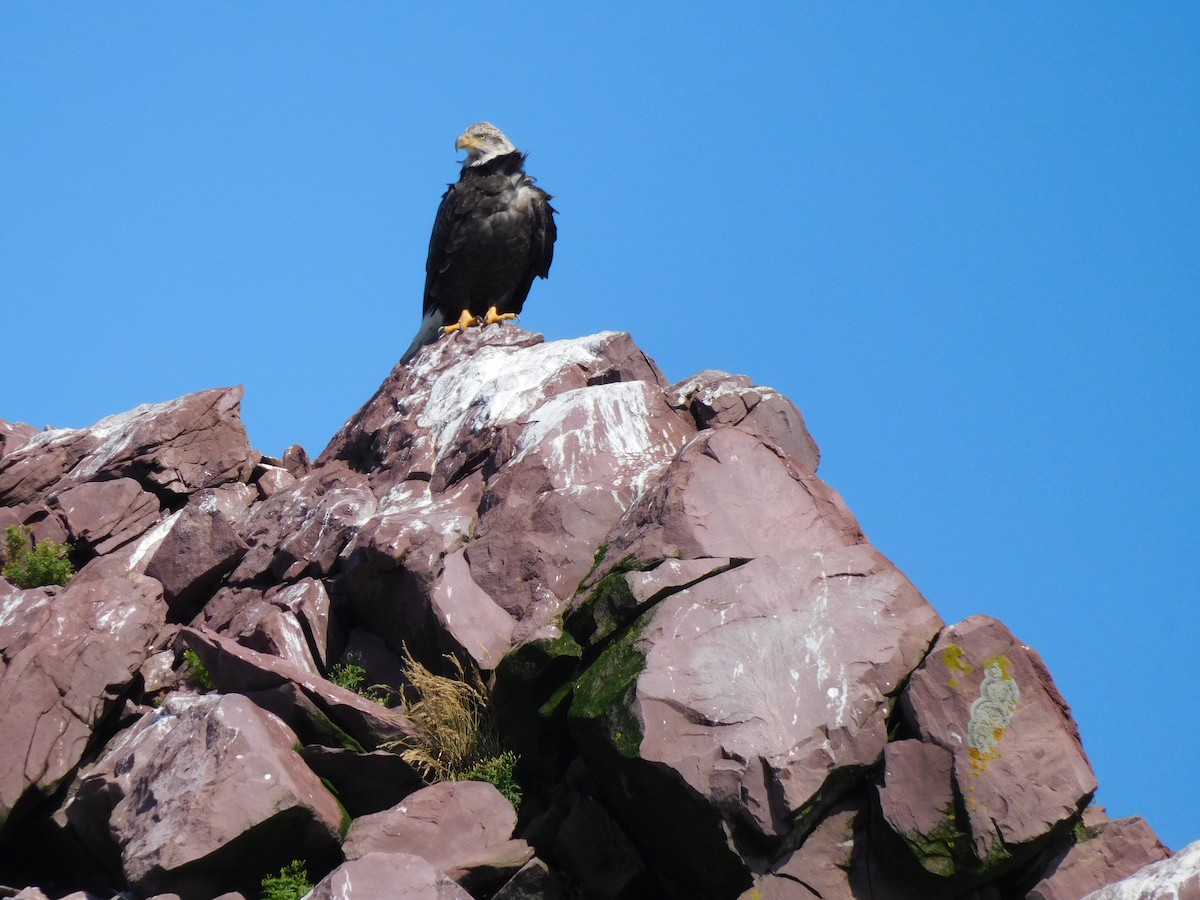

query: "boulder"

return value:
[1024, 808, 1171, 900]
[0, 328, 1184, 900]
[337, 475, 485, 666]
[1082, 839, 1200, 899]
[143, 492, 248, 616]
[568, 553, 940, 894]
[48, 478, 161, 554]
[230, 462, 376, 583]
[307, 852, 471, 900]
[67, 694, 343, 899]
[668, 369, 820, 473]
[195, 578, 333, 677]
[746, 802, 860, 900]
[343, 781, 533, 893]
[580, 426, 863, 585]
[0, 575, 166, 832]
[899, 616, 1098, 869]
[0, 387, 256, 506]
[0, 420, 38, 458]
[320, 329, 668, 490]
[877, 739, 966, 878]
[177, 627, 413, 750]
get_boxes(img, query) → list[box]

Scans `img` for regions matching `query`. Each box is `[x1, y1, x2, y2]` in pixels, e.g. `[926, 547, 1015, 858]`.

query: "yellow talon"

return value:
[485, 306, 518, 327]
[441, 308, 482, 335]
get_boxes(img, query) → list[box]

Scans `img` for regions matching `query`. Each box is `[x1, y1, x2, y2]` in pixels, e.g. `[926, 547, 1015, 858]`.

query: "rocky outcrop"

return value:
[0, 327, 1182, 898]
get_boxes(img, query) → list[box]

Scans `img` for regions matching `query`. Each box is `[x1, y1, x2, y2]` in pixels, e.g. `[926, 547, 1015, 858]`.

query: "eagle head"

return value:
[455, 122, 518, 168]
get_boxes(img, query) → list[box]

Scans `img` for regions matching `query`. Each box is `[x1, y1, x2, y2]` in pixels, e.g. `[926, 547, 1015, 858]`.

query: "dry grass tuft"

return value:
[385, 645, 504, 784]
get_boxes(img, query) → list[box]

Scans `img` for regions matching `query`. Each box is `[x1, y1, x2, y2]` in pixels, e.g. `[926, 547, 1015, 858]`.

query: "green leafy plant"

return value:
[182, 648, 215, 692]
[329, 651, 391, 705]
[260, 859, 312, 900]
[457, 748, 522, 807]
[2, 525, 74, 588]
[329, 653, 367, 692]
[383, 646, 522, 806]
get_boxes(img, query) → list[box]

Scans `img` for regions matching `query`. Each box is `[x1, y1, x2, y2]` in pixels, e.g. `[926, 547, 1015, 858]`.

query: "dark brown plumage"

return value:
[401, 123, 557, 364]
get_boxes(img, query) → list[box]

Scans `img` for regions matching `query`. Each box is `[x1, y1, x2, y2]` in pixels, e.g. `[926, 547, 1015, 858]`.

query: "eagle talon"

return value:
[485, 307, 519, 327]
[441, 309, 483, 335]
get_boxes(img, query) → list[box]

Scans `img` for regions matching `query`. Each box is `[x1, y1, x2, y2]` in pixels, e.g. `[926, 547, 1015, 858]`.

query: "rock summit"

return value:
[0, 327, 1190, 899]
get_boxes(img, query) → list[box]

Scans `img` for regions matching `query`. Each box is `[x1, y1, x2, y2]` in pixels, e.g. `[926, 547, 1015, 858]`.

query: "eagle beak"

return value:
[455, 135, 475, 151]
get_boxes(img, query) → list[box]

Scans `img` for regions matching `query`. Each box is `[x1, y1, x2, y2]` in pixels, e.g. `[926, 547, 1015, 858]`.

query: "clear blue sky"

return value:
[2, 4, 1197, 851]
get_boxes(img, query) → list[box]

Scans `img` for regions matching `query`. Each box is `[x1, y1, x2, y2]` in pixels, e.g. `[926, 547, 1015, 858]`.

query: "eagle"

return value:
[400, 122, 557, 364]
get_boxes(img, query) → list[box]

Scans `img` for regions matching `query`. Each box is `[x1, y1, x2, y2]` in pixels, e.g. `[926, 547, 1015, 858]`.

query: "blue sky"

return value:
[2, 4, 1197, 851]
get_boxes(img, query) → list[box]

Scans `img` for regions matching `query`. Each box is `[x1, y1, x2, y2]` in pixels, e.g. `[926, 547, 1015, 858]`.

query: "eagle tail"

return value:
[399, 309, 444, 365]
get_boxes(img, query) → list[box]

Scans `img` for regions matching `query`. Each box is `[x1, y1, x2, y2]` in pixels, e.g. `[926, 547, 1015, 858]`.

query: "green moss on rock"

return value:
[567, 555, 659, 647]
[900, 807, 972, 877]
[569, 621, 647, 758]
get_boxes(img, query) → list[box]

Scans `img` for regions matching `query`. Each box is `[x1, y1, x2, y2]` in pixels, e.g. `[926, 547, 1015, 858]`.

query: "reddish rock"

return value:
[69, 694, 343, 898]
[320, 328, 668, 491]
[583, 426, 862, 583]
[139, 649, 178, 694]
[196, 579, 332, 677]
[280, 444, 311, 478]
[308, 852, 472, 900]
[567, 555, 736, 647]
[747, 803, 859, 899]
[252, 462, 296, 499]
[343, 781, 533, 892]
[0, 387, 256, 506]
[1025, 808, 1171, 900]
[195, 483, 259, 532]
[1080, 839, 1200, 899]
[576, 545, 941, 841]
[669, 369, 820, 473]
[143, 493, 248, 615]
[430, 548, 515, 669]
[339, 475, 484, 664]
[0, 330, 1183, 900]
[230, 462, 376, 583]
[465, 379, 694, 642]
[0, 420, 38, 458]
[0, 575, 166, 831]
[900, 616, 1098, 865]
[178, 627, 413, 749]
[325, 330, 692, 665]
[877, 739, 965, 877]
[48, 478, 161, 554]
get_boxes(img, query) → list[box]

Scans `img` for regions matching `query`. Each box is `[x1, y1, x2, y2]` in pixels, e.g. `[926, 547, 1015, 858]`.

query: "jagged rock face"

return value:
[67, 694, 344, 898]
[0, 574, 167, 831]
[0, 327, 1181, 898]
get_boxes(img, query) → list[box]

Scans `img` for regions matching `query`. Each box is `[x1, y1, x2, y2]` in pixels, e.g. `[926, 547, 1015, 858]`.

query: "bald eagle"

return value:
[400, 122, 557, 364]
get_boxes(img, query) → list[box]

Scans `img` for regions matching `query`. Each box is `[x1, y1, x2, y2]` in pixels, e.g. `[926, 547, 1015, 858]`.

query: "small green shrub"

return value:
[182, 648, 215, 692]
[457, 749, 522, 807]
[329, 653, 367, 692]
[260, 859, 312, 900]
[329, 651, 391, 704]
[2, 525, 74, 588]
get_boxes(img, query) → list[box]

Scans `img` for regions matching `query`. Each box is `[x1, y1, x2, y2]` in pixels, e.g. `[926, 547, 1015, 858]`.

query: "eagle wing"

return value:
[422, 181, 472, 317]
